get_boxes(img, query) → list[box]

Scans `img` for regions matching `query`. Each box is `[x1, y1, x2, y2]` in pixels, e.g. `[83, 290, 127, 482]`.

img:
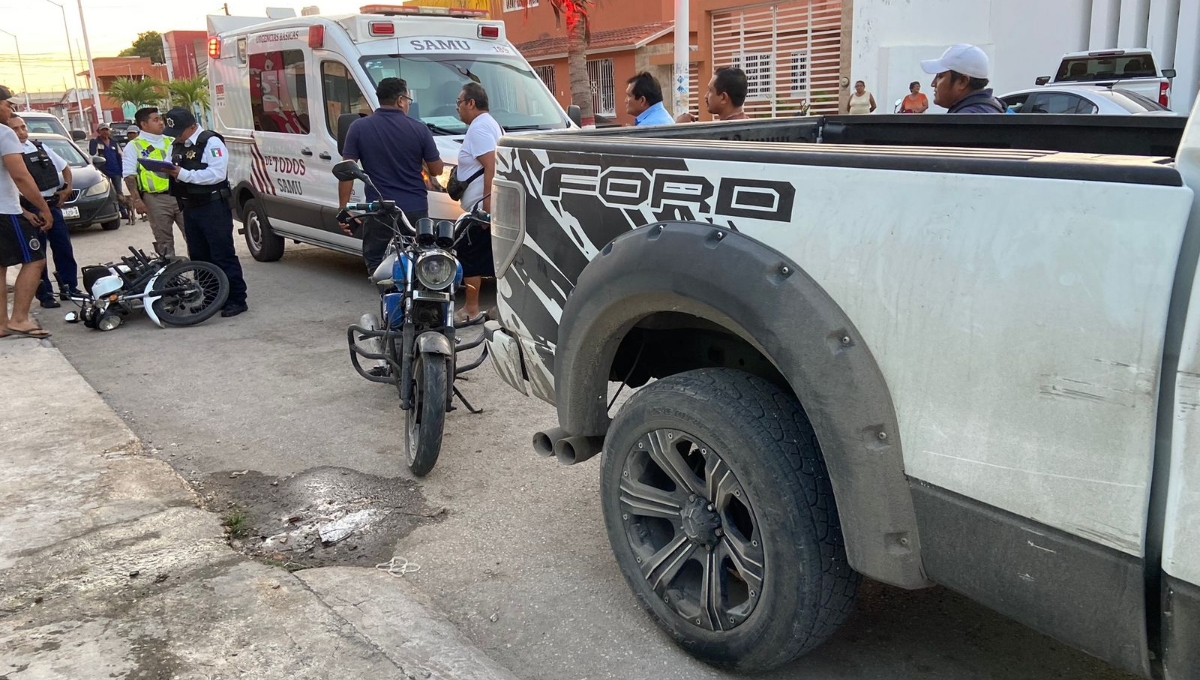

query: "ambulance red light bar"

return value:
[478, 24, 500, 38]
[369, 21, 396, 35]
[308, 25, 325, 48]
[361, 4, 428, 15]
[207, 36, 221, 58]
[451, 8, 490, 17]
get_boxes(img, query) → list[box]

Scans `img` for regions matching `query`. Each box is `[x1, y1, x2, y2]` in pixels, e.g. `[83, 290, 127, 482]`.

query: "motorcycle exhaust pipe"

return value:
[553, 435, 606, 466]
[532, 427, 567, 458]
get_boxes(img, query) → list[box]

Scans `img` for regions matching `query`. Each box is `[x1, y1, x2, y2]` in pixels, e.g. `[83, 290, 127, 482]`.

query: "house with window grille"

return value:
[496, 0, 1198, 124]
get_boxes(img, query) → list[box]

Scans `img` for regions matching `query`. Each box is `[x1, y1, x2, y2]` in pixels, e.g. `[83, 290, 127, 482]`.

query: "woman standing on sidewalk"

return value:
[848, 80, 877, 114]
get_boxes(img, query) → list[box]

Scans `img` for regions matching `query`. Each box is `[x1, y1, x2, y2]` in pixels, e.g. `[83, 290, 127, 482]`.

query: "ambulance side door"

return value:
[313, 55, 372, 236]
[245, 36, 324, 239]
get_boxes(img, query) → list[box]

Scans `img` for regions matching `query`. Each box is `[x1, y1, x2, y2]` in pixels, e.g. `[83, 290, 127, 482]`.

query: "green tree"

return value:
[520, 0, 593, 125]
[107, 77, 165, 108]
[168, 77, 210, 113]
[119, 31, 165, 64]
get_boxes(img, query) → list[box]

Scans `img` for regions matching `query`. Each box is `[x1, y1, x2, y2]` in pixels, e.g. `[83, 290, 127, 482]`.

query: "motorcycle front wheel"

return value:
[150, 261, 229, 326]
[405, 354, 448, 476]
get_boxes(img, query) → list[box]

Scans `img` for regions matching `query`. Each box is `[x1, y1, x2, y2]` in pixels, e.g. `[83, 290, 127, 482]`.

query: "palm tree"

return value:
[168, 76, 210, 115]
[107, 77, 165, 109]
[522, 0, 594, 126]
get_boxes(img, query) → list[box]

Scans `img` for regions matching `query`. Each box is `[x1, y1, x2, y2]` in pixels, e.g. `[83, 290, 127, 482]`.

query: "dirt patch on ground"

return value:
[197, 466, 444, 570]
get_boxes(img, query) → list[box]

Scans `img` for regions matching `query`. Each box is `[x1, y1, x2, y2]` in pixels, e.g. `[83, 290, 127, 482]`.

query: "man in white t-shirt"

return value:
[455, 82, 503, 324]
[7, 114, 79, 309]
[0, 85, 54, 339]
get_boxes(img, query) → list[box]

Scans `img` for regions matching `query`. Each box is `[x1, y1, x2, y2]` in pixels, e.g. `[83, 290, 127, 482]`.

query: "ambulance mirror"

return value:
[566, 105, 582, 127]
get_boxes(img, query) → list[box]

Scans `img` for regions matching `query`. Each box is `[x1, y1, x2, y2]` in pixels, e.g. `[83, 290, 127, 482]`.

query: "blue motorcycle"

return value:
[335, 161, 489, 476]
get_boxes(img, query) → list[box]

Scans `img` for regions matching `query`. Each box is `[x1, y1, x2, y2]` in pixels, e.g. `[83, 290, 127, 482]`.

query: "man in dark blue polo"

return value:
[339, 77, 443, 273]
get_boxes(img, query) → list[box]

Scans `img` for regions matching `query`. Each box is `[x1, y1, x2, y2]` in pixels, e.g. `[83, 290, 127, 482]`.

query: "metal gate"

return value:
[711, 0, 842, 117]
[587, 58, 616, 116]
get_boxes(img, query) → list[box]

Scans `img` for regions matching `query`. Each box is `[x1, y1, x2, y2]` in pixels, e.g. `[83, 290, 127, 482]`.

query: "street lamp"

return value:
[0, 29, 32, 111]
[42, 0, 86, 130]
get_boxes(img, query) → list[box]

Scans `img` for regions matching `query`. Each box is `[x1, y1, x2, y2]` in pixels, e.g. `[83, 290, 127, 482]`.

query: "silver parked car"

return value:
[999, 85, 1180, 115]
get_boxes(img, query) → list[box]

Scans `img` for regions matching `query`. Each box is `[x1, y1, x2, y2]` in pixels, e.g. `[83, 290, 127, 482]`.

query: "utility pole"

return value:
[672, 0, 689, 118]
[0, 30, 32, 111]
[223, 3, 230, 15]
[76, 0, 105, 126]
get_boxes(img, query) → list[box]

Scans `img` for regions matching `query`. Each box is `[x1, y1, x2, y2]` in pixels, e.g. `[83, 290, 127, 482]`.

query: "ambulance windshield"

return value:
[360, 54, 568, 134]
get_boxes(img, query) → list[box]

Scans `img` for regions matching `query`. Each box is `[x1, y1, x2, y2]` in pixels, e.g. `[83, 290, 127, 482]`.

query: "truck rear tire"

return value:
[600, 368, 859, 672]
[242, 199, 285, 262]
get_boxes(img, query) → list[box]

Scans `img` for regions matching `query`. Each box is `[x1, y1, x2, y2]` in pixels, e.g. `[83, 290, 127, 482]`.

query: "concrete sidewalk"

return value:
[0, 336, 518, 680]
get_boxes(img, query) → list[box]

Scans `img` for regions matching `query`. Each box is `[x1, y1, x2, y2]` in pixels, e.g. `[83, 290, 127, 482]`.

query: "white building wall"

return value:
[852, 0, 1196, 114]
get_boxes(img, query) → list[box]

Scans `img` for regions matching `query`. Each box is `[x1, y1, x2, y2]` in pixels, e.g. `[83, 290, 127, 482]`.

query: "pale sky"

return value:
[0, 0, 366, 93]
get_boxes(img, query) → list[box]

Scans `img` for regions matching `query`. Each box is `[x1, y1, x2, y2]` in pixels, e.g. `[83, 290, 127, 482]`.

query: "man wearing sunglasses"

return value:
[339, 77, 443, 274]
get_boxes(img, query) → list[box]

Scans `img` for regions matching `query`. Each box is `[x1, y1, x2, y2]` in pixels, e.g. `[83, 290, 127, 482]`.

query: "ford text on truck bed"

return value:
[482, 108, 1199, 676]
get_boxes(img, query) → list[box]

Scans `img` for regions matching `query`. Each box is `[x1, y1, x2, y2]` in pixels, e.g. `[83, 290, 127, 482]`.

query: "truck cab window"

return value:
[249, 49, 311, 135]
[321, 61, 370, 139]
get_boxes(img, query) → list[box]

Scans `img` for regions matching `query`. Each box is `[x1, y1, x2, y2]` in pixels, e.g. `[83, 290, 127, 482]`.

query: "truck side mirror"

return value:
[337, 113, 360, 156]
[1163, 68, 1177, 79]
[71, 130, 87, 142]
[566, 104, 582, 127]
[1034, 76, 1050, 86]
[92, 155, 107, 171]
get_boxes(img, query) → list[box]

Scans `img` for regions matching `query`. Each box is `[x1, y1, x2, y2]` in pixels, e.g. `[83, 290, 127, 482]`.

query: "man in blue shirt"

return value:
[339, 77, 443, 273]
[625, 72, 675, 126]
[89, 124, 132, 222]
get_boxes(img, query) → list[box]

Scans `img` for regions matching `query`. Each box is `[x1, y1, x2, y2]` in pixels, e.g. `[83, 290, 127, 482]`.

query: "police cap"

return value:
[162, 108, 197, 138]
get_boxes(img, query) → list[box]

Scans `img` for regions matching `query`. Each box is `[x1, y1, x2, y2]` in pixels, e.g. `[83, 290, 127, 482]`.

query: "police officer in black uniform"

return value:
[161, 107, 248, 317]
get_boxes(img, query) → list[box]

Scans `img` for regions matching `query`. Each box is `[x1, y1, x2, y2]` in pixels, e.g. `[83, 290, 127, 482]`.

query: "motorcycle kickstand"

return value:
[453, 385, 483, 414]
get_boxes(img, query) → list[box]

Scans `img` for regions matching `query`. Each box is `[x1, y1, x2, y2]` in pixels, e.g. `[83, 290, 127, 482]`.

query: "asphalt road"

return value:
[38, 222, 1136, 680]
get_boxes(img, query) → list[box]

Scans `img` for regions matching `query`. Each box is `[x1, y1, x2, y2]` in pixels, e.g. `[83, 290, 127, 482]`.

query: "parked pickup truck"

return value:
[482, 106, 1199, 676]
[1036, 48, 1177, 109]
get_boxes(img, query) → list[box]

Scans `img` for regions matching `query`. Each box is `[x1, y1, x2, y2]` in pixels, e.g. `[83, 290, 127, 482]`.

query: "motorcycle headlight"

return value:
[83, 178, 110, 197]
[415, 251, 457, 290]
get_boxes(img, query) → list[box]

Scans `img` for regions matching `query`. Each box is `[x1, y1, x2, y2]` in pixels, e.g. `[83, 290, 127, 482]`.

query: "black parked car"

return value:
[32, 133, 121, 231]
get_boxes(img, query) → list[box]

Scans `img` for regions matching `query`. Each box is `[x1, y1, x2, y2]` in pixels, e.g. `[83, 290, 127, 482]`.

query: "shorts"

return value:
[457, 220, 494, 278]
[0, 213, 46, 267]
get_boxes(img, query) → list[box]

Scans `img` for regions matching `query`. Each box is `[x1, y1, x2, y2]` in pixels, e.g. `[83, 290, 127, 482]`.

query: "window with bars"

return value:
[535, 65, 556, 94]
[503, 0, 537, 12]
[732, 53, 773, 99]
[587, 58, 616, 116]
[790, 50, 809, 94]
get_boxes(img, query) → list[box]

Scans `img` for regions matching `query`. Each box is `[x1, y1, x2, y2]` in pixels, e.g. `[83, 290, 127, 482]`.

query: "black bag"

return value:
[445, 166, 484, 202]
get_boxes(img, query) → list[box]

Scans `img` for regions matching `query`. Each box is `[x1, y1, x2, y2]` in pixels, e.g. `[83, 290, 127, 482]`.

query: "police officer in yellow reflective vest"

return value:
[123, 107, 185, 257]
[161, 107, 248, 317]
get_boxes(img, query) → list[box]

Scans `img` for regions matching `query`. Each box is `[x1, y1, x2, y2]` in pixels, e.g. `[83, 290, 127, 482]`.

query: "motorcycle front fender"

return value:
[416, 330, 453, 357]
[142, 264, 174, 329]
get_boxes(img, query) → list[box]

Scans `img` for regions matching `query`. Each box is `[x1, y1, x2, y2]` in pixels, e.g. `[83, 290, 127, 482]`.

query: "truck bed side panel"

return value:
[495, 143, 1194, 558]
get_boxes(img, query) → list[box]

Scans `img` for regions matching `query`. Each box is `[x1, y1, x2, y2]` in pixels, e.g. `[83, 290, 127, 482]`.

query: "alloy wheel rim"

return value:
[618, 428, 764, 631]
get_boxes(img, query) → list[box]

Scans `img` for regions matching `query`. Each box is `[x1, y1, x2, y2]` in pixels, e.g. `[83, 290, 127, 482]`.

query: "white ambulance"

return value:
[206, 6, 575, 262]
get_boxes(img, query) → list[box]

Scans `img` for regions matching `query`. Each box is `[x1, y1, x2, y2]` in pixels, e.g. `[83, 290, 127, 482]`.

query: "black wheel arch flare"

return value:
[555, 220, 931, 589]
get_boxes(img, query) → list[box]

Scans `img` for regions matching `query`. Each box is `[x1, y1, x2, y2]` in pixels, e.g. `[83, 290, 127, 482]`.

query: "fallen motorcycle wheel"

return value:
[150, 261, 230, 326]
[404, 355, 448, 477]
[600, 368, 860, 673]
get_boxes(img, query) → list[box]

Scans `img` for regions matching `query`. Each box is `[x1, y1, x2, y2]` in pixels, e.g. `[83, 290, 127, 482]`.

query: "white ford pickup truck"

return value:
[482, 100, 1200, 676]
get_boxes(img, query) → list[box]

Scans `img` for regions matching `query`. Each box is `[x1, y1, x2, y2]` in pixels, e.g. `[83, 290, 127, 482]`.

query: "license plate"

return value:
[61, 206, 80, 219]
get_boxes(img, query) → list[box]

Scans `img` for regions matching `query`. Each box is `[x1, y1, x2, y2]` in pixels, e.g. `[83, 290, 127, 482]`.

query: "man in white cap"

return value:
[920, 44, 1006, 114]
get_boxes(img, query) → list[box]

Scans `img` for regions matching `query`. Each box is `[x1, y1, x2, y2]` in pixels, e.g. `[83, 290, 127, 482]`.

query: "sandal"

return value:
[2, 327, 51, 339]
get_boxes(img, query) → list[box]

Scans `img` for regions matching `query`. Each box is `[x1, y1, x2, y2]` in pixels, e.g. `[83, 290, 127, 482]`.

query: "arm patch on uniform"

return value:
[210, 148, 223, 158]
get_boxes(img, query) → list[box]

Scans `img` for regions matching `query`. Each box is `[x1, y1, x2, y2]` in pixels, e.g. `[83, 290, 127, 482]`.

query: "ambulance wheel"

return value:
[101, 219, 121, 231]
[242, 199, 284, 262]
